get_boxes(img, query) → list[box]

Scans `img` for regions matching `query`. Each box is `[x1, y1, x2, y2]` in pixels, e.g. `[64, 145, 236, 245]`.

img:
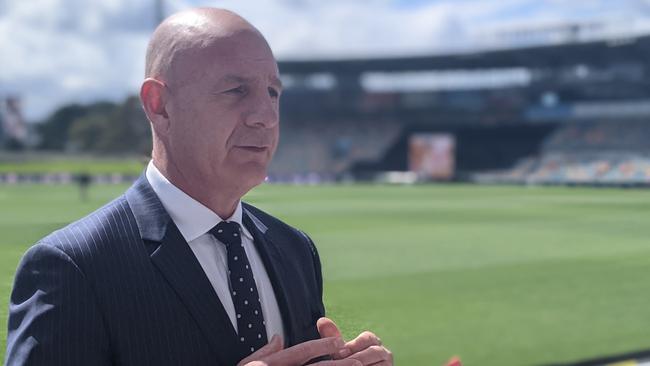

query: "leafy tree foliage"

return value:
[37, 97, 151, 154]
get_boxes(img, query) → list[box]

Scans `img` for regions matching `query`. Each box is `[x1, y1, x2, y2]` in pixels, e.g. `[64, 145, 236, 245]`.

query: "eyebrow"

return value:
[220, 74, 283, 89]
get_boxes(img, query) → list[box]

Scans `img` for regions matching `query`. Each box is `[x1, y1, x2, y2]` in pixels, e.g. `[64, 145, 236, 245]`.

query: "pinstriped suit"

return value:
[5, 175, 325, 365]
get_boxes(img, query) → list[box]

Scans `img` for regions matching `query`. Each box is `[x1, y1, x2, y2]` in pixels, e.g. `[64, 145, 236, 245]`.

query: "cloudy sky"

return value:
[2, 0, 650, 121]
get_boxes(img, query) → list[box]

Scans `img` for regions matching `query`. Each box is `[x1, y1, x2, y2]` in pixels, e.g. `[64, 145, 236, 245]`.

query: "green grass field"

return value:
[1, 183, 650, 365]
[0, 155, 144, 175]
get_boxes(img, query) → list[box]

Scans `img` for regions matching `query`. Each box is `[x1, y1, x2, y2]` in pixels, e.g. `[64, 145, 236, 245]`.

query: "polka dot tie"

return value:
[210, 221, 268, 356]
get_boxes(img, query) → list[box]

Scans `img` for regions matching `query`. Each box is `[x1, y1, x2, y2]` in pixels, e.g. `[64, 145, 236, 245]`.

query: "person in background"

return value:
[74, 172, 91, 201]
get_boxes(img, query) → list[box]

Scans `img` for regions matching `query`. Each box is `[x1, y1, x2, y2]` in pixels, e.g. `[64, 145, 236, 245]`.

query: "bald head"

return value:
[139, 7, 281, 218]
[145, 8, 269, 82]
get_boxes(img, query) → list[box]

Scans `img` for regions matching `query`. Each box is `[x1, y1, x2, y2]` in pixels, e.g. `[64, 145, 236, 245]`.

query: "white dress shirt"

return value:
[145, 161, 285, 342]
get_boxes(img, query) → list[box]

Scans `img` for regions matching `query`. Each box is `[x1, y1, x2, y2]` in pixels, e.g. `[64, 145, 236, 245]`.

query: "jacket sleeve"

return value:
[297, 230, 331, 364]
[5, 243, 111, 366]
[299, 230, 326, 319]
[308, 235, 326, 319]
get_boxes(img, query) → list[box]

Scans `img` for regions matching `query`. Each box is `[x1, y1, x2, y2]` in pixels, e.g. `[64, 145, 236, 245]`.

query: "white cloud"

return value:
[0, 0, 152, 121]
[1, 0, 650, 121]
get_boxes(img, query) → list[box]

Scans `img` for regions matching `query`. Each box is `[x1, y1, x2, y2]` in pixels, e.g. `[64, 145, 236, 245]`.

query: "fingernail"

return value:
[352, 361, 362, 366]
[339, 347, 351, 358]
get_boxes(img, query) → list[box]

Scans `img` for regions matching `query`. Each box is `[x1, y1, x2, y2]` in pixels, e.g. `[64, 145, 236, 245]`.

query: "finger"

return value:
[367, 353, 393, 366]
[347, 345, 392, 365]
[254, 334, 283, 358]
[317, 317, 342, 338]
[238, 334, 283, 365]
[317, 317, 348, 359]
[344, 331, 382, 355]
[313, 359, 363, 366]
[265, 336, 346, 366]
[367, 362, 391, 366]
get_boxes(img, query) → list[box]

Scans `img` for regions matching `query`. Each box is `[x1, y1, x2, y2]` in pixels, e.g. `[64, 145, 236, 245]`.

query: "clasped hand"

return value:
[238, 317, 393, 366]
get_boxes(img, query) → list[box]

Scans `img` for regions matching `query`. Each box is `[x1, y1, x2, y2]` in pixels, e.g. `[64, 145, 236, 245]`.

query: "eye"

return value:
[224, 86, 245, 95]
[268, 87, 280, 98]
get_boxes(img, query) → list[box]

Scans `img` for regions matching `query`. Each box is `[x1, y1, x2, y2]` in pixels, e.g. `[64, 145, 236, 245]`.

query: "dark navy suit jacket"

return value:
[5, 175, 325, 365]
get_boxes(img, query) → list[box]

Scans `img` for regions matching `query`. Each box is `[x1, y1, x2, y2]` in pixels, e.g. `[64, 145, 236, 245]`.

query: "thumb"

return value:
[238, 334, 283, 365]
[317, 317, 342, 339]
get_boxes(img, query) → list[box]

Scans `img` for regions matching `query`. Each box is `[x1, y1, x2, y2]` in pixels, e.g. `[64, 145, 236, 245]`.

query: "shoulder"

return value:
[37, 195, 137, 265]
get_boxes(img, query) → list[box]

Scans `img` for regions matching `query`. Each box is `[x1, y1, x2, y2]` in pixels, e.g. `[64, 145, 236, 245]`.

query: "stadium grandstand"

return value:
[272, 25, 650, 186]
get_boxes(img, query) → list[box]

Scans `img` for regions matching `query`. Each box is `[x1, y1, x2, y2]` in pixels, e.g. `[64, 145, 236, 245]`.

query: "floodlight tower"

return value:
[154, 0, 165, 27]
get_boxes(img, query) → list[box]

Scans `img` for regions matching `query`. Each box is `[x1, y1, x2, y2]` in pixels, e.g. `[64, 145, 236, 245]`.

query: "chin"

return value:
[238, 163, 269, 188]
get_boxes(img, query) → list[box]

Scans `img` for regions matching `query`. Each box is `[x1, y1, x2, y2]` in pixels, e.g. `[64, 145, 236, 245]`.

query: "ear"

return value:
[140, 78, 170, 136]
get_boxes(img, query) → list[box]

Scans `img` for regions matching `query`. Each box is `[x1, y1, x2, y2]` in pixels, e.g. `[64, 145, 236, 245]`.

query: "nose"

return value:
[243, 91, 279, 129]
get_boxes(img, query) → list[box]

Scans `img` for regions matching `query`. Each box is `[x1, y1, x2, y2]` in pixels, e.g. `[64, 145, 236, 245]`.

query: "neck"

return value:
[152, 154, 241, 220]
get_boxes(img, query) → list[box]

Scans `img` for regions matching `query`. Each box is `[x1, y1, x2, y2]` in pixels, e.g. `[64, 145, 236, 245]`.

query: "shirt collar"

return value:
[145, 160, 253, 242]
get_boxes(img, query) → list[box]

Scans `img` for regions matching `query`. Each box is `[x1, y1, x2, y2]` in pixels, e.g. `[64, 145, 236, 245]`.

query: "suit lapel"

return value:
[150, 225, 242, 365]
[242, 208, 299, 346]
[126, 175, 241, 366]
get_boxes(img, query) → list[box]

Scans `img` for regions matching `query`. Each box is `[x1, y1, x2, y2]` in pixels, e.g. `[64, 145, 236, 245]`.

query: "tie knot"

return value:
[210, 221, 241, 246]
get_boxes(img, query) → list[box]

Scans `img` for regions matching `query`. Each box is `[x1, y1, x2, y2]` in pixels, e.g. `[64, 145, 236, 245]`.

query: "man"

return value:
[5, 7, 393, 366]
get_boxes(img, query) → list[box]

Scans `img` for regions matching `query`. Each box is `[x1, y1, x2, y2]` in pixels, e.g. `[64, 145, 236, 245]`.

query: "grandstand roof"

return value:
[278, 35, 650, 74]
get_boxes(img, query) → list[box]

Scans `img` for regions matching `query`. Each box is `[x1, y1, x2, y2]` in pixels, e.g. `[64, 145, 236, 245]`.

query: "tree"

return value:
[37, 102, 116, 151]
[67, 113, 110, 152]
[64, 96, 151, 154]
[97, 96, 151, 154]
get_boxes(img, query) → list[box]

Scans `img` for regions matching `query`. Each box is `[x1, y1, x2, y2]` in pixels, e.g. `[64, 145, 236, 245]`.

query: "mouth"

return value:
[235, 145, 269, 153]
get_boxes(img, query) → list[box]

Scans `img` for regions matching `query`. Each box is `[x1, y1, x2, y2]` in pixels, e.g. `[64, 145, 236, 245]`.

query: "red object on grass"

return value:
[445, 356, 462, 366]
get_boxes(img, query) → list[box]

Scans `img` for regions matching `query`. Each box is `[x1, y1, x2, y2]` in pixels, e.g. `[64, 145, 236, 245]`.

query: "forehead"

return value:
[171, 30, 278, 86]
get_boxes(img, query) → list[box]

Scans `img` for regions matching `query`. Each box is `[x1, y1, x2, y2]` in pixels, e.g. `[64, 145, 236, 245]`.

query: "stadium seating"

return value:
[476, 119, 650, 186]
[268, 118, 401, 182]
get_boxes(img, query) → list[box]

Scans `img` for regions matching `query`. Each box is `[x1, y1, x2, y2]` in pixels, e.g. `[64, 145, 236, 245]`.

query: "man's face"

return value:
[165, 30, 281, 194]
